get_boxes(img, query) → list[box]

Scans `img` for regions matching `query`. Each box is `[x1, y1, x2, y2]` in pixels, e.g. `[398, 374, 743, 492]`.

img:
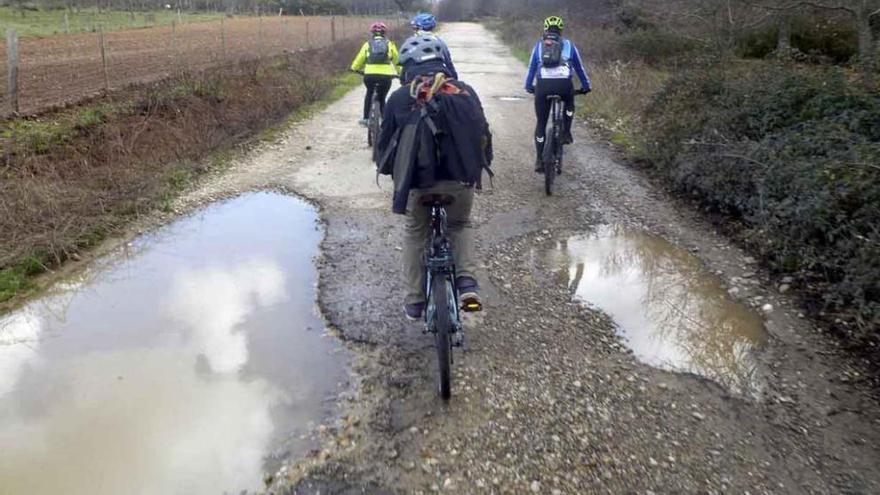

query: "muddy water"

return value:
[540, 225, 767, 395]
[0, 193, 346, 495]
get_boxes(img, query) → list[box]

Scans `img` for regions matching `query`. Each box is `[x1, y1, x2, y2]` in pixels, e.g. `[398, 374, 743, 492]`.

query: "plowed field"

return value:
[0, 16, 383, 115]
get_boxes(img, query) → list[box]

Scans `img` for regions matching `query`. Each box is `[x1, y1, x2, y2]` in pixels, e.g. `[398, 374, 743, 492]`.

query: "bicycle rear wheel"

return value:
[369, 99, 381, 160]
[431, 274, 453, 400]
[543, 129, 556, 196]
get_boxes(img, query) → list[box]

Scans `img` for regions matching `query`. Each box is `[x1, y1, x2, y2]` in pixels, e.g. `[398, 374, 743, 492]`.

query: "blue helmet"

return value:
[411, 13, 437, 31]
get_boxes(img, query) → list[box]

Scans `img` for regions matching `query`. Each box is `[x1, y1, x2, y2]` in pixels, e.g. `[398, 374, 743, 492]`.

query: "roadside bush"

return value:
[643, 62, 880, 334]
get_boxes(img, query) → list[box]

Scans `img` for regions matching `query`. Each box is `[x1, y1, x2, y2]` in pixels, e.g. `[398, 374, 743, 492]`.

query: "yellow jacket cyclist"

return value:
[351, 22, 400, 125]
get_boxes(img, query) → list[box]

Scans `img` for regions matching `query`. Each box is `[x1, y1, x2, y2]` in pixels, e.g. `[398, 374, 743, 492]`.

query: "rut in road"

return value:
[179, 22, 880, 495]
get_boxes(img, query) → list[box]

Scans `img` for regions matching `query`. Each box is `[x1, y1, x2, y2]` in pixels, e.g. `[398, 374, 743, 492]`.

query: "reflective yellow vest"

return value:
[350, 37, 400, 76]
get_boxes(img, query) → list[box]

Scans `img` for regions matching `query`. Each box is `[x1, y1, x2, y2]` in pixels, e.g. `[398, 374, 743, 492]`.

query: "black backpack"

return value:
[541, 33, 563, 67]
[378, 75, 494, 214]
[367, 37, 390, 64]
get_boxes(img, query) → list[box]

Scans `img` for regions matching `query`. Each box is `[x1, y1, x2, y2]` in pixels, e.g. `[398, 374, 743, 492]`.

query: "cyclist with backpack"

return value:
[400, 13, 457, 83]
[524, 16, 592, 172]
[351, 22, 399, 126]
[375, 36, 493, 321]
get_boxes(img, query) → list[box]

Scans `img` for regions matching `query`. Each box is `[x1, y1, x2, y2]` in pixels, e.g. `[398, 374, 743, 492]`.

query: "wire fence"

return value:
[2, 15, 403, 116]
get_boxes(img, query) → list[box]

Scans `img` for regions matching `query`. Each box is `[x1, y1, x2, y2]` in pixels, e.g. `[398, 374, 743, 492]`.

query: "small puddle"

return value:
[540, 225, 767, 395]
[0, 193, 346, 494]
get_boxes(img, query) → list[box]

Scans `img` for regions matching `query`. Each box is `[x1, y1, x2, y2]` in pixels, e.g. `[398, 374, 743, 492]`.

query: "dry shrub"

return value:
[580, 60, 667, 144]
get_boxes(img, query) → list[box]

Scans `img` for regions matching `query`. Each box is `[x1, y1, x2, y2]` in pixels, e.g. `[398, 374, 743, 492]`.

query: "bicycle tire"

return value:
[432, 274, 453, 400]
[543, 128, 556, 196]
[556, 123, 564, 175]
[369, 99, 381, 160]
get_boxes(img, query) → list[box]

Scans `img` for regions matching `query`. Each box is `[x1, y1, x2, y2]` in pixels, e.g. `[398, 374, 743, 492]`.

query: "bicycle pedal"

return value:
[461, 300, 483, 313]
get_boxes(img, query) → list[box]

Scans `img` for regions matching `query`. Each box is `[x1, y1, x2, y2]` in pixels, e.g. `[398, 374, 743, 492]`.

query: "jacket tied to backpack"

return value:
[376, 74, 493, 214]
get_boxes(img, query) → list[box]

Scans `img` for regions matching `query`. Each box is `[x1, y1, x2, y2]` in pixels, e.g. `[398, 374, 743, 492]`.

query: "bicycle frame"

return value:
[541, 95, 565, 195]
[424, 203, 463, 345]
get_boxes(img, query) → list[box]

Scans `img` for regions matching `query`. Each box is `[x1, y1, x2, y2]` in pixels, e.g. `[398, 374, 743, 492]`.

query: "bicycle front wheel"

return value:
[431, 274, 453, 400]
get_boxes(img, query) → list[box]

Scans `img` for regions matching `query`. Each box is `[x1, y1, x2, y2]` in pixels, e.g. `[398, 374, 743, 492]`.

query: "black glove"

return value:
[577, 88, 591, 95]
[526, 88, 535, 94]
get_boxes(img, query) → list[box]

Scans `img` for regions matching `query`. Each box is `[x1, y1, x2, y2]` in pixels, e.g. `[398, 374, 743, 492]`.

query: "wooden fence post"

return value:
[64, 11, 70, 34]
[220, 16, 226, 60]
[98, 25, 110, 90]
[170, 20, 178, 67]
[305, 20, 310, 47]
[331, 16, 336, 43]
[6, 29, 19, 114]
[258, 15, 264, 57]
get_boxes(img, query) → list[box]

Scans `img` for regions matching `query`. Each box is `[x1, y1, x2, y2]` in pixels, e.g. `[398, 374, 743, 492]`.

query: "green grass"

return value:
[159, 167, 194, 212]
[510, 46, 531, 65]
[0, 6, 223, 37]
[1, 102, 123, 155]
[1, 119, 75, 154]
[0, 257, 45, 303]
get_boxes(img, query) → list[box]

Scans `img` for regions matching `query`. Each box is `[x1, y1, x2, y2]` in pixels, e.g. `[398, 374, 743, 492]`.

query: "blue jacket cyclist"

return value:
[401, 12, 458, 83]
[524, 15, 591, 172]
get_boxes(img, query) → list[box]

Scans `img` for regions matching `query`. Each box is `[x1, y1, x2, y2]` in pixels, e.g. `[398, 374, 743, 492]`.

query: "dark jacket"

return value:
[376, 79, 492, 214]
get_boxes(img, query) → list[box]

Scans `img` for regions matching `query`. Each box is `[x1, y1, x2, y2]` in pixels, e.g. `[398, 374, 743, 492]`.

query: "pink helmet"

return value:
[371, 21, 387, 34]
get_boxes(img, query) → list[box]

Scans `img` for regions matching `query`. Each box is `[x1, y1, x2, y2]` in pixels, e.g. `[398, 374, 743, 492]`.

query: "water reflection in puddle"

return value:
[540, 225, 766, 395]
[0, 193, 345, 494]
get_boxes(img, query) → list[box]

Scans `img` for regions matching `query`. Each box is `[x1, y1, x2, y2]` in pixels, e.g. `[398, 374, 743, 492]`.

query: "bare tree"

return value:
[776, 10, 792, 55]
[746, 0, 880, 87]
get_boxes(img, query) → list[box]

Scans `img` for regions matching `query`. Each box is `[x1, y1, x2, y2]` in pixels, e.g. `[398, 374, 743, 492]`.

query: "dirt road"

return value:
[179, 23, 880, 494]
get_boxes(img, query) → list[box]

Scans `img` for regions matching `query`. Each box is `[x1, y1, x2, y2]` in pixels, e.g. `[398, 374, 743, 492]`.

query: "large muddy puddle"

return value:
[0, 193, 346, 494]
[539, 225, 767, 395]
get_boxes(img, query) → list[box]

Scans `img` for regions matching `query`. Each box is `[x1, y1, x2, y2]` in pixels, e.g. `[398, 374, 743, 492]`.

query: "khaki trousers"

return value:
[403, 181, 477, 305]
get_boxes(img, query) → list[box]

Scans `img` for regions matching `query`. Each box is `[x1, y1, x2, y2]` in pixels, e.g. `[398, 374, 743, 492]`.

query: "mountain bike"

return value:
[421, 194, 482, 400]
[542, 95, 565, 196]
[367, 91, 382, 163]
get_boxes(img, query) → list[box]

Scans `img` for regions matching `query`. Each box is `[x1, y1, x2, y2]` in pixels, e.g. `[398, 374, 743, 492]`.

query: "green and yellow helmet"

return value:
[544, 16, 564, 31]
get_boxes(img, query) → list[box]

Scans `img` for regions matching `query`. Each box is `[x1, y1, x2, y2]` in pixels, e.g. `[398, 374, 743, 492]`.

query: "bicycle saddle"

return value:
[420, 194, 455, 206]
[546, 95, 562, 100]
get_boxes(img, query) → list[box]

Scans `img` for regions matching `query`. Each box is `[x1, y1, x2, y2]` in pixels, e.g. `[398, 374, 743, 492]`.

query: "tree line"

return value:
[438, 0, 879, 87]
[2, 0, 431, 16]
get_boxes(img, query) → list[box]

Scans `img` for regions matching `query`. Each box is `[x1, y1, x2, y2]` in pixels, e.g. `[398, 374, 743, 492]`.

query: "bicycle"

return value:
[542, 95, 565, 196]
[367, 91, 382, 163]
[421, 194, 482, 400]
